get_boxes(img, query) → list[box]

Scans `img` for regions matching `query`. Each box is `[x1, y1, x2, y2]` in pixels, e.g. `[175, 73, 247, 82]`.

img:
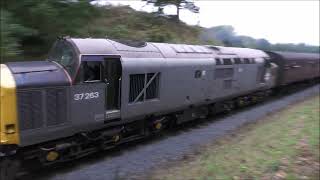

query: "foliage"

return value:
[143, 0, 199, 20]
[201, 25, 319, 53]
[0, 9, 36, 60]
[1, 0, 100, 60]
[1, 2, 202, 61]
[147, 28, 173, 42]
[1, 2, 318, 62]
[80, 5, 201, 44]
[270, 43, 319, 53]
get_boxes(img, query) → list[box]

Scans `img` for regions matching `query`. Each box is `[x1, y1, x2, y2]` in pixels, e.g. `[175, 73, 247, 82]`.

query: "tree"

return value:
[255, 38, 271, 50]
[144, 0, 199, 21]
[1, 0, 100, 57]
[0, 9, 36, 60]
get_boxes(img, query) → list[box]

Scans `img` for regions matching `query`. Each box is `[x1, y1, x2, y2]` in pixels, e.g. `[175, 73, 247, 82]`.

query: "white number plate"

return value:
[74, 92, 100, 101]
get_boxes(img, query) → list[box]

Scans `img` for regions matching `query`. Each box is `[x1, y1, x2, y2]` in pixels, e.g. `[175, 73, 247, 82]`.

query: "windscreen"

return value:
[48, 40, 78, 78]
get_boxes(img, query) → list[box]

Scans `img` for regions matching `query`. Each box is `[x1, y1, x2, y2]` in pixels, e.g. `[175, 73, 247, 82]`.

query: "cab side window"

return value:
[82, 61, 102, 82]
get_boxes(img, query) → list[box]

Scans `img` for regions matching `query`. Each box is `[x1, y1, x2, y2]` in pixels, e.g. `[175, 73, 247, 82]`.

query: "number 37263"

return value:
[74, 92, 99, 101]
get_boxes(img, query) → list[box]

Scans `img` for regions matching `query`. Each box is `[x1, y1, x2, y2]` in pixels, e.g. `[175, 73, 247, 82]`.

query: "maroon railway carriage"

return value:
[267, 51, 320, 86]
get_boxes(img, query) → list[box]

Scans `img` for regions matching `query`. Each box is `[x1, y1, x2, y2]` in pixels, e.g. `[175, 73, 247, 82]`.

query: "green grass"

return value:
[150, 96, 320, 180]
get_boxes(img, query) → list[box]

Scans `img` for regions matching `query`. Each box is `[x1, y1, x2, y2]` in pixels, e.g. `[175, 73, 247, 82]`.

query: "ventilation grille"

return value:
[234, 58, 242, 64]
[244, 58, 250, 64]
[171, 45, 212, 54]
[17, 88, 68, 131]
[223, 58, 232, 65]
[215, 58, 222, 65]
[146, 73, 160, 100]
[129, 74, 145, 102]
[129, 73, 160, 103]
[215, 68, 234, 79]
[46, 89, 67, 126]
[18, 90, 43, 130]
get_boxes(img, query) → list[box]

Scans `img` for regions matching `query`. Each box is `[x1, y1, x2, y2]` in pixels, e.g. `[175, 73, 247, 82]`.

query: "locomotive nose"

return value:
[0, 64, 19, 145]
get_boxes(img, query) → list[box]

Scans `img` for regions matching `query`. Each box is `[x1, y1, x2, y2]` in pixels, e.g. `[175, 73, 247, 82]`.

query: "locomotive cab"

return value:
[48, 39, 123, 121]
[78, 56, 122, 111]
[47, 39, 79, 80]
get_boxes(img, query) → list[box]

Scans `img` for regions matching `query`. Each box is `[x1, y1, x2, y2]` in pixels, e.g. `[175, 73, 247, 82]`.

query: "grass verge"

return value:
[150, 96, 320, 180]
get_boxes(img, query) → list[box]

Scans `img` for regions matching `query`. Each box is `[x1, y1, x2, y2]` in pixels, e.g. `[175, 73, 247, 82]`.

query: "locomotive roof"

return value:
[67, 38, 269, 59]
[211, 46, 269, 58]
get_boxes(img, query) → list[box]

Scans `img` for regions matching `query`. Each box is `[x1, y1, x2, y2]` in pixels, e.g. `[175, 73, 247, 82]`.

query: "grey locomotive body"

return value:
[0, 38, 319, 179]
[11, 38, 278, 147]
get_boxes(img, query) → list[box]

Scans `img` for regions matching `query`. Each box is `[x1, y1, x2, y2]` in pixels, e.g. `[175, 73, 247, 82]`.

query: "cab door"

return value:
[104, 58, 122, 110]
[71, 59, 106, 131]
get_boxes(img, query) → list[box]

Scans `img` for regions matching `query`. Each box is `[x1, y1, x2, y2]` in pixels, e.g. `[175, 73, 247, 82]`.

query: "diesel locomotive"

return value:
[1, 37, 319, 179]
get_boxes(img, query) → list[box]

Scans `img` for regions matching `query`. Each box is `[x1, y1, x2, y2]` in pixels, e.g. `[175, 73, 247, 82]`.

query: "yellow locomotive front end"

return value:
[0, 64, 21, 180]
[0, 64, 20, 146]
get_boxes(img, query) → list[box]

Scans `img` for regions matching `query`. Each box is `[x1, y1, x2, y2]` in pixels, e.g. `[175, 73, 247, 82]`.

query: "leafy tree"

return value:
[255, 38, 271, 50]
[147, 27, 173, 42]
[143, 0, 199, 21]
[0, 9, 36, 60]
[1, 0, 100, 57]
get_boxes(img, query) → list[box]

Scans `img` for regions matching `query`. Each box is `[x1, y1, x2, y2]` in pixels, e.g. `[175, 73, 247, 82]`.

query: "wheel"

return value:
[0, 157, 20, 180]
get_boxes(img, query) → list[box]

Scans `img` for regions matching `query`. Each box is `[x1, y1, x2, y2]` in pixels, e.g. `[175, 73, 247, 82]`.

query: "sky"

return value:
[96, 0, 320, 46]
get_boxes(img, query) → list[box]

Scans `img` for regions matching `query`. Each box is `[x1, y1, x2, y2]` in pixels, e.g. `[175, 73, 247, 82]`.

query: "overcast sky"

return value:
[97, 0, 319, 46]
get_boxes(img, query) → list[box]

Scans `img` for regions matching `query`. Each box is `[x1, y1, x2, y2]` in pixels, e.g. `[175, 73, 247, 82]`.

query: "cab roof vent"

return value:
[111, 39, 147, 48]
[171, 45, 212, 54]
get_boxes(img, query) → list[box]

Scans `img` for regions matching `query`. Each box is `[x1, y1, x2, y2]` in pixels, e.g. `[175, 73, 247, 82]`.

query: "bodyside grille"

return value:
[46, 89, 67, 126]
[214, 68, 234, 79]
[18, 90, 43, 130]
[129, 73, 160, 103]
[17, 88, 67, 131]
[146, 73, 159, 100]
[129, 74, 145, 102]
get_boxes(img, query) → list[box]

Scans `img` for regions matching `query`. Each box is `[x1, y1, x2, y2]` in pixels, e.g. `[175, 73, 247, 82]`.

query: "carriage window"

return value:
[82, 61, 102, 82]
